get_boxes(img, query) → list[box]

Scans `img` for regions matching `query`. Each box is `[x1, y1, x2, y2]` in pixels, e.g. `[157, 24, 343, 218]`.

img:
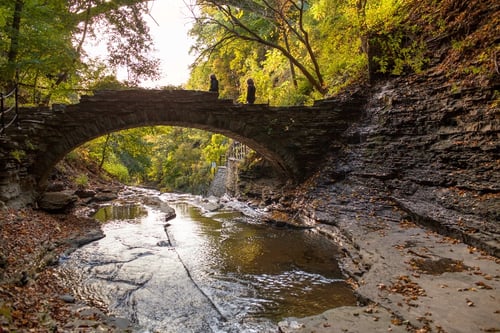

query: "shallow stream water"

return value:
[57, 189, 356, 332]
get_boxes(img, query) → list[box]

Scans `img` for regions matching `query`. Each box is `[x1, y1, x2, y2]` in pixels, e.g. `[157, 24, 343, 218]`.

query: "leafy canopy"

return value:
[188, 0, 426, 105]
[0, 0, 159, 103]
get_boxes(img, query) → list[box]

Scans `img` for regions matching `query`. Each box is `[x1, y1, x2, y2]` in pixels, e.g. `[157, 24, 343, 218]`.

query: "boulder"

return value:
[38, 191, 78, 213]
[92, 192, 118, 202]
[74, 188, 96, 198]
[45, 182, 66, 192]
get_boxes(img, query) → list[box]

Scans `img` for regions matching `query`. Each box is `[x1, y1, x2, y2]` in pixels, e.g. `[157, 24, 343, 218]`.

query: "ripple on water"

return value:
[57, 190, 357, 332]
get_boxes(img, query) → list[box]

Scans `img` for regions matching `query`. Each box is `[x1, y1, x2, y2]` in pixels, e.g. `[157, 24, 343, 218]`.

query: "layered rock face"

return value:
[363, 74, 498, 217]
[298, 72, 499, 256]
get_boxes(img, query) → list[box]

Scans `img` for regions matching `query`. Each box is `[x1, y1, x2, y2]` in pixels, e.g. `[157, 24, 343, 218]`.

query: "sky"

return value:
[84, 0, 196, 87]
[140, 0, 196, 87]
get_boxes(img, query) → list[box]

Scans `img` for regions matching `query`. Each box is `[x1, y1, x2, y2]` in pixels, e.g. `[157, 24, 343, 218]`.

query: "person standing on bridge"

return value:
[246, 78, 256, 104]
[209, 74, 219, 94]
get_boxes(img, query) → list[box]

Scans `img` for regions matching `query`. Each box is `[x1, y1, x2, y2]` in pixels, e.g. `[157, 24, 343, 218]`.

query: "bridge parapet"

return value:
[0, 89, 365, 207]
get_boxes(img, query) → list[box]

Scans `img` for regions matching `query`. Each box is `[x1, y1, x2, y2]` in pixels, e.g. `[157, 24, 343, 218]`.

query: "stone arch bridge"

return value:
[0, 89, 363, 206]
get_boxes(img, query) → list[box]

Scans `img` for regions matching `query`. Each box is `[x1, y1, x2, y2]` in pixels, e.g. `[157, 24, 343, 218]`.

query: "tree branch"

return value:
[198, 1, 327, 93]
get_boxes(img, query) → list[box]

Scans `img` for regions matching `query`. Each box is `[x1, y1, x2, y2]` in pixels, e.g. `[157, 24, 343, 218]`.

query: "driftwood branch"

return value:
[494, 50, 499, 75]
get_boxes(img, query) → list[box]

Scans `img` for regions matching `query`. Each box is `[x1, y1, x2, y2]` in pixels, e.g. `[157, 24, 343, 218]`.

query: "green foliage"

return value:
[103, 162, 130, 183]
[146, 128, 229, 194]
[79, 126, 230, 194]
[65, 150, 79, 161]
[237, 150, 260, 172]
[451, 38, 475, 53]
[10, 149, 25, 162]
[202, 134, 230, 165]
[74, 174, 89, 188]
[450, 83, 460, 94]
[82, 128, 153, 184]
[372, 34, 428, 75]
[0, 0, 159, 104]
[188, 0, 423, 105]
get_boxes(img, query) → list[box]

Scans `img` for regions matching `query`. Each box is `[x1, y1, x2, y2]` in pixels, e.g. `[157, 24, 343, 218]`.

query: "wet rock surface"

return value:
[277, 171, 499, 332]
[351, 73, 498, 254]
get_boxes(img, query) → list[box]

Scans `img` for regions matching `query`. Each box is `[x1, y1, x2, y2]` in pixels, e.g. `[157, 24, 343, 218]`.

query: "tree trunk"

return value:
[99, 134, 112, 170]
[283, 32, 298, 89]
[357, 0, 371, 82]
[5, 0, 24, 90]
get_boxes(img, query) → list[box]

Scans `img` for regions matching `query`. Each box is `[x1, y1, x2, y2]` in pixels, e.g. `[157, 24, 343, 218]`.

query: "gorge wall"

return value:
[271, 64, 498, 261]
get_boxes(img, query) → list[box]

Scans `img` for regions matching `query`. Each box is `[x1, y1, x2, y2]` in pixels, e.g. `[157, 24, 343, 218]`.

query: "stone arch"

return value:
[31, 90, 294, 187]
[34, 120, 289, 188]
[4, 89, 362, 194]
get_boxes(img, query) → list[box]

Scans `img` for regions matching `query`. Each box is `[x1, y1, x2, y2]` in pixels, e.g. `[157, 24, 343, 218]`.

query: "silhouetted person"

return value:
[209, 74, 219, 94]
[246, 78, 256, 104]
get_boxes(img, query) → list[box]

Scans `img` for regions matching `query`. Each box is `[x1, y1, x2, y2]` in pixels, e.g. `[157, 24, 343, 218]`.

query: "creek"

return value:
[56, 188, 356, 332]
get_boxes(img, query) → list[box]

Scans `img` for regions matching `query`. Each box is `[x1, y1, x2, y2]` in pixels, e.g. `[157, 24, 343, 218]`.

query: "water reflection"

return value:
[169, 202, 357, 321]
[58, 191, 356, 332]
[93, 203, 147, 222]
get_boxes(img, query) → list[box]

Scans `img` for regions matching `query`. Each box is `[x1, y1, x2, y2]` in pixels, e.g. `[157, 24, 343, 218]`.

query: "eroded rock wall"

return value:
[292, 72, 499, 256]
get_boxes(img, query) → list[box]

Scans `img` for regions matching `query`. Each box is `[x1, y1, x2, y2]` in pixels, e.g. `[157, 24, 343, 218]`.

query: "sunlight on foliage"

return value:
[188, 0, 424, 104]
[74, 174, 89, 188]
[77, 126, 230, 194]
[103, 162, 130, 183]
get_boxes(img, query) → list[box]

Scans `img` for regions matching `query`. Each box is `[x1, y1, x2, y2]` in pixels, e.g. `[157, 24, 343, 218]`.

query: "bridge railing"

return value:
[0, 86, 19, 134]
[222, 141, 252, 165]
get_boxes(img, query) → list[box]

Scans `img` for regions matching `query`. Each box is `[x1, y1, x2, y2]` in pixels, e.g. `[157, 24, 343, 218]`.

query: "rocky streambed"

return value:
[1, 157, 499, 333]
[1, 185, 357, 332]
[278, 177, 500, 333]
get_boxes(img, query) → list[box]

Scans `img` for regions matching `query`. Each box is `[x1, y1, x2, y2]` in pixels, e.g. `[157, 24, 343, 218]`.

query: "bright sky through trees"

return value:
[87, 0, 194, 87]
[140, 0, 195, 87]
